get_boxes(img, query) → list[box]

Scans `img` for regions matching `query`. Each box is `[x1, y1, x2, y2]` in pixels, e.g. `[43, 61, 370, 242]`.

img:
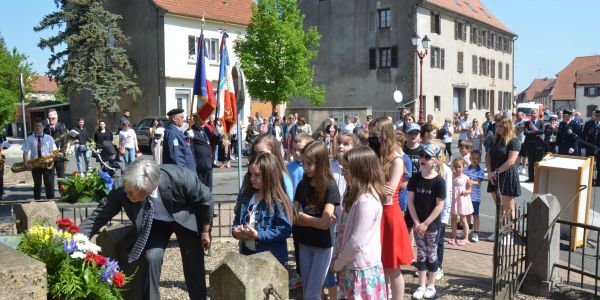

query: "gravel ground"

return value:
[159, 237, 551, 300]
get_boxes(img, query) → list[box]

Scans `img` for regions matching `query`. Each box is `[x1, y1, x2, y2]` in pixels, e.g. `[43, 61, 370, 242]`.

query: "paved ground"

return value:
[1, 136, 599, 298]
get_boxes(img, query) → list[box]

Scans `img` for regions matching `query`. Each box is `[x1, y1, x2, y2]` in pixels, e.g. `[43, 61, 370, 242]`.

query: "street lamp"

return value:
[411, 33, 430, 124]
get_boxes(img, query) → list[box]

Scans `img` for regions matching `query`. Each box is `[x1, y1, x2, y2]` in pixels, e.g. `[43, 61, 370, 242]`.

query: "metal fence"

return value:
[554, 219, 600, 296]
[0, 193, 240, 238]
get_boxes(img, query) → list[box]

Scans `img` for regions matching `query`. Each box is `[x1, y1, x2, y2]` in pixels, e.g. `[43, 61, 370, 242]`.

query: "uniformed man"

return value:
[523, 109, 545, 182]
[191, 115, 214, 189]
[162, 109, 196, 172]
[582, 109, 600, 185]
[556, 109, 582, 155]
[44, 109, 68, 181]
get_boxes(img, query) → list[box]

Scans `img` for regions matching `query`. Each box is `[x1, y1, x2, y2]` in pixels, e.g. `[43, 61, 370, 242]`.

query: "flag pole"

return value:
[20, 73, 26, 138]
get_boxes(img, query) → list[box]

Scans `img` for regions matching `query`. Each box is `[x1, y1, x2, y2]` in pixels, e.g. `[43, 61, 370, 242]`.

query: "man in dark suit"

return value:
[523, 109, 545, 182]
[582, 109, 600, 185]
[44, 109, 68, 181]
[163, 109, 196, 172]
[191, 116, 214, 189]
[79, 159, 213, 300]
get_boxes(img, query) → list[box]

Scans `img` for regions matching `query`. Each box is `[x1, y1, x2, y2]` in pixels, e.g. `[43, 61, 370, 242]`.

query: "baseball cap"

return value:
[405, 123, 421, 133]
[421, 143, 443, 160]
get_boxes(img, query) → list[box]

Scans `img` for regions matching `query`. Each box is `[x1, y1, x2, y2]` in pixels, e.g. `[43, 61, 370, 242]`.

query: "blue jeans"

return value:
[74, 144, 89, 173]
[123, 147, 136, 166]
[298, 244, 333, 300]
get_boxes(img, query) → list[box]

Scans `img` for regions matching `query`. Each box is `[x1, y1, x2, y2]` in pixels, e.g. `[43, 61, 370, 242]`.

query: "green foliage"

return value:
[35, 0, 141, 117]
[57, 169, 112, 204]
[234, 0, 325, 106]
[0, 34, 33, 128]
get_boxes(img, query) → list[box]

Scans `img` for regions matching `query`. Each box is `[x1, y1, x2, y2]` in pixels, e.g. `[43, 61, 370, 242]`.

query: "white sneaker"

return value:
[435, 268, 444, 280]
[424, 287, 437, 299]
[471, 232, 479, 242]
[486, 233, 496, 241]
[412, 287, 426, 299]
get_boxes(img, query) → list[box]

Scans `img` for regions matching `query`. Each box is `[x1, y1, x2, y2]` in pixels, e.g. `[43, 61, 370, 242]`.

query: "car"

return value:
[543, 110, 556, 119]
[133, 116, 168, 151]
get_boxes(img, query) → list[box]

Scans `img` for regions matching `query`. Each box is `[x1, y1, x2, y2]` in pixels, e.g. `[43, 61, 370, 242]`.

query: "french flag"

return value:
[193, 31, 216, 122]
[215, 32, 237, 135]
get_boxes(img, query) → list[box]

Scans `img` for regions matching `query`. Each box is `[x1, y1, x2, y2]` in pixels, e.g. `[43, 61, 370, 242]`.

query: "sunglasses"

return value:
[419, 152, 433, 160]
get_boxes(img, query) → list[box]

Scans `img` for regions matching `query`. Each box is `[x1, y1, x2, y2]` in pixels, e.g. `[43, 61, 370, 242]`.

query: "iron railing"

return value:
[554, 219, 600, 296]
[0, 193, 240, 238]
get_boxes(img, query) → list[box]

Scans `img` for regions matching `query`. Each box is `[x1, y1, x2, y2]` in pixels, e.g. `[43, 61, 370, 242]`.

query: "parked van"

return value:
[516, 102, 544, 120]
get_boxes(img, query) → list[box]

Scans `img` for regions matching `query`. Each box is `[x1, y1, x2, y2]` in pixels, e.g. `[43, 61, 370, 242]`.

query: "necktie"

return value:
[37, 135, 42, 158]
[128, 197, 155, 263]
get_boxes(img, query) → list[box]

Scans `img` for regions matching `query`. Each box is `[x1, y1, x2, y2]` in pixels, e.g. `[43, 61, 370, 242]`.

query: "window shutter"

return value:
[457, 52, 463, 73]
[441, 48, 445, 69]
[584, 87, 589, 97]
[472, 55, 477, 74]
[436, 15, 441, 34]
[462, 25, 467, 41]
[454, 21, 458, 40]
[369, 48, 376, 70]
[491, 59, 495, 78]
[430, 12, 435, 33]
[391, 46, 398, 68]
[430, 49, 435, 68]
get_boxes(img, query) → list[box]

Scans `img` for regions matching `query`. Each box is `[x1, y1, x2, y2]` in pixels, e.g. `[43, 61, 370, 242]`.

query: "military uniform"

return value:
[191, 124, 213, 189]
[524, 117, 545, 182]
[582, 110, 600, 185]
[556, 110, 582, 155]
[162, 109, 196, 172]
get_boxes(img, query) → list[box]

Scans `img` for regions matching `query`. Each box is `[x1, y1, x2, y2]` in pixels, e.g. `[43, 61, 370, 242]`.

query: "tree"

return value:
[234, 0, 325, 107]
[35, 0, 141, 117]
[0, 34, 33, 129]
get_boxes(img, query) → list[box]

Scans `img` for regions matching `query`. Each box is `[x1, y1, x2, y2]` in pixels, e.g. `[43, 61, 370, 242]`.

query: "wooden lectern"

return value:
[534, 153, 593, 251]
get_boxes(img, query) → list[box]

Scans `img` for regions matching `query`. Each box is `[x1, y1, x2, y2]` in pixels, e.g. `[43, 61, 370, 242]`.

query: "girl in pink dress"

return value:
[449, 158, 474, 246]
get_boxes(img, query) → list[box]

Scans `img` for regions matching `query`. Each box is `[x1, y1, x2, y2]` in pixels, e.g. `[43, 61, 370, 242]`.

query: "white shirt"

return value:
[459, 119, 471, 140]
[342, 122, 355, 134]
[330, 160, 347, 219]
[440, 164, 453, 225]
[22, 133, 56, 159]
[149, 188, 174, 222]
[243, 194, 258, 251]
[119, 129, 137, 149]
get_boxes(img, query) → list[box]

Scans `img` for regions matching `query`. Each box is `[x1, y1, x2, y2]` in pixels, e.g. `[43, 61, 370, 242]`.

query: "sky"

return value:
[1, 0, 599, 93]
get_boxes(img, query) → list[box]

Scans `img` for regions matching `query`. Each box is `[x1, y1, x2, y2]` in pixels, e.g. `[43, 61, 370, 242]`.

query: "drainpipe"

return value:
[512, 35, 518, 113]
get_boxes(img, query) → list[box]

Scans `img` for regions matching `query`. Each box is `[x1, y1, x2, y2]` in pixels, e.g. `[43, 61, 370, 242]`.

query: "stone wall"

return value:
[0, 243, 47, 300]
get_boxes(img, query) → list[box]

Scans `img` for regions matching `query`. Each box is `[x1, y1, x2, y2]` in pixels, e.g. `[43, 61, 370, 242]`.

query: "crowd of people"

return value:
[17, 104, 600, 300]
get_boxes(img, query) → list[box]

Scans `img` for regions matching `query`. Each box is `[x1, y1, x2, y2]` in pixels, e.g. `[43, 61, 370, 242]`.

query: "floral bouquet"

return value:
[58, 170, 113, 204]
[17, 218, 132, 300]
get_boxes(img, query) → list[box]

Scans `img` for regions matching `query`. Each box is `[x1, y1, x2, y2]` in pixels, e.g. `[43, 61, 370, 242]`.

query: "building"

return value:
[517, 77, 555, 109]
[551, 55, 600, 112]
[71, 0, 253, 132]
[575, 65, 600, 117]
[293, 0, 516, 129]
[29, 75, 58, 102]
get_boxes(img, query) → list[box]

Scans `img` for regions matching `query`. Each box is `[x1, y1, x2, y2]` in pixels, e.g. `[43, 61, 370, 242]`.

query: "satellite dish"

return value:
[393, 90, 403, 104]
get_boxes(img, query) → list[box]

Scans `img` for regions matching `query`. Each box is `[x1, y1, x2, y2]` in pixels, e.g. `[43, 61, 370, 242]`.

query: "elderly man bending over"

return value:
[79, 159, 213, 300]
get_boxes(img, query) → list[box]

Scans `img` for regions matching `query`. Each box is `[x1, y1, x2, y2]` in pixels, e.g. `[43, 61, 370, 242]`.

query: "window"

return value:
[507, 38, 513, 54]
[175, 89, 191, 115]
[470, 89, 477, 109]
[479, 57, 487, 76]
[455, 21, 466, 41]
[482, 30, 488, 47]
[504, 92, 512, 109]
[490, 59, 495, 78]
[465, 1, 477, 13]
[430, 12, 441, 34]
[498, 91, 503, 110]
[206, 38, 220, 62]
[490, 90, 495, 110]
[477, 28, 483, 45]
[369, 47, 398, 69]
[379, 47, 391, 68]
[488, 32, 494, 49]
[378, 9, 391, 28]
[470, 26, 477, 44]
[506, 64, 510, 80]
[430, 47, 445, 69]
[188, 35, 196, 59]
[584, 87, 599, 97]
[472, 55, 478, 74]
[478, 89, 485, 109]
[498, 37, 504, 51]
[498, 62, 503, 79]
[480, 7, 491, 18]
[457, 52, 464, 73]
[434, 96, 441, 111]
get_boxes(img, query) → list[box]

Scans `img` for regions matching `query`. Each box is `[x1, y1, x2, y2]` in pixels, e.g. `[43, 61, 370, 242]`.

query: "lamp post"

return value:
[411, 33, 430, 124]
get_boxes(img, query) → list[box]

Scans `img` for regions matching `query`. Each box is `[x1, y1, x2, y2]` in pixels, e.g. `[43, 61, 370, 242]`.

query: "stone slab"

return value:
[0, 243, 47, 300]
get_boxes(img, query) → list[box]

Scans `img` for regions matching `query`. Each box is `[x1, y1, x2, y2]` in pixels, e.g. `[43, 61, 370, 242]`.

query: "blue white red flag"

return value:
[193, 31, 216, 122]
[216, 32, 237, 135]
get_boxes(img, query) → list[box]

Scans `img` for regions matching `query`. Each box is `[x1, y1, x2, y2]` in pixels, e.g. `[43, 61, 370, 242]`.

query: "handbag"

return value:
[118, 147, 126, 155]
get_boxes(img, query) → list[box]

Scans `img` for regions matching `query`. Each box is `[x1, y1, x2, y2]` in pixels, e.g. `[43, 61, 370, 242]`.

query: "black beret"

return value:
[562, 109, 572, 115]
[594, 109, 600, 115]
[167, 108, 184, 116]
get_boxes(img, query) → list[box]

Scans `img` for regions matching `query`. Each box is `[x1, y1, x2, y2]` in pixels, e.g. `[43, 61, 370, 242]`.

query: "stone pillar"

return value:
[522, 194, 561, 297]
[210, 251, 289, 300]
[0, 243, 47, 299]
[95, 223, 146, 300]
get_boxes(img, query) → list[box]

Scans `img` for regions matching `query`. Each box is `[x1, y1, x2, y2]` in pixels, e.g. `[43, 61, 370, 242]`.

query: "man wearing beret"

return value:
[582, 109, 600, 185]
[163, 109, 196, 172]
[556, 109, 582, 155]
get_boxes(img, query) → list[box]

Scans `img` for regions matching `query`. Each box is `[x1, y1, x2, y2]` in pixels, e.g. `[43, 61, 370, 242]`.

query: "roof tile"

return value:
[153, 0, 253, 25]
[426, 0, 515, 35]
[32, 76, 58, 93]
[552, 55, 600, 100]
